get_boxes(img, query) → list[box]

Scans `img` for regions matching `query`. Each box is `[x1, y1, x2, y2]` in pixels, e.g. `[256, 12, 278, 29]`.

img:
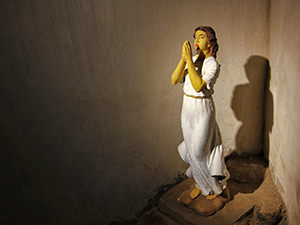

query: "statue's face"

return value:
[194, 30, 210, 51]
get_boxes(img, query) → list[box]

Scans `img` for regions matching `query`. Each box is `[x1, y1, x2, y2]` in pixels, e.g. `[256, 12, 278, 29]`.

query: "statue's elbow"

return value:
[195, 86, 201, 92]
[195, 82, 206, 92]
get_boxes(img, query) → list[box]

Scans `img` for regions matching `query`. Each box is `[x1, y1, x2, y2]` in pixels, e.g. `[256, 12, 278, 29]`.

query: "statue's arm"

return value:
[171, 58, 187, 85]
[184, 41, 206, 92]
[186, 59, 207, 92]
[171, 42, 190, 85]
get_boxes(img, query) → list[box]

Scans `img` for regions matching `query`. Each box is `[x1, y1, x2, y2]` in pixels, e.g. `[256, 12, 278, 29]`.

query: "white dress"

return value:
[178, 56, 230, 196]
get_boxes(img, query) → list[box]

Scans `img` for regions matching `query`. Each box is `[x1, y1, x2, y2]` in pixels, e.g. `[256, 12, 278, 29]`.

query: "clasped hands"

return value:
[181, 41, 193, 64]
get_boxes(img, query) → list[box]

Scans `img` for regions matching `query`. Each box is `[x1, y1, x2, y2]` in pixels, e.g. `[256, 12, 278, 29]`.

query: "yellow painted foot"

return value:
[190, 187, 201, 199]
[206, 193, 217, 200]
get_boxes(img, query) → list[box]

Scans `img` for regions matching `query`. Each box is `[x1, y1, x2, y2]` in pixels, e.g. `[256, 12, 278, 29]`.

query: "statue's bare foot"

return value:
[206, 193, 217, 200]
[190, 187, 231, 216]
[190, 187, 201, 199]
[178, 183, 198, 206]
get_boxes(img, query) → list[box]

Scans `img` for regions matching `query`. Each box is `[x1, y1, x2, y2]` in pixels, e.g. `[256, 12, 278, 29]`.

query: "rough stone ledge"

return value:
[137, 156, 288, 225]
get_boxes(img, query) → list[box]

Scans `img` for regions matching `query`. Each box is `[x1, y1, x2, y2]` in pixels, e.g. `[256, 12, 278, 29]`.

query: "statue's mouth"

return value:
[195, 44, 199, 50]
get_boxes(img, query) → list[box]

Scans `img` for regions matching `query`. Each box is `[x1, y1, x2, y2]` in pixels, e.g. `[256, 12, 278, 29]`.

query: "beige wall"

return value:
[267, 0, 300, 224]
[1, 0, 270, 224]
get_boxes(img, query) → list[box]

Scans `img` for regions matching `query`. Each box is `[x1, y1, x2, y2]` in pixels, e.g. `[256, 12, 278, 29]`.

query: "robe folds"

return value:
[178, 56, 230, 196]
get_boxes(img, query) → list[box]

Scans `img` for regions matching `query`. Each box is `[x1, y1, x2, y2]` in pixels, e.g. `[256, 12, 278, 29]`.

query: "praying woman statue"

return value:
[171, 26, 231, 216]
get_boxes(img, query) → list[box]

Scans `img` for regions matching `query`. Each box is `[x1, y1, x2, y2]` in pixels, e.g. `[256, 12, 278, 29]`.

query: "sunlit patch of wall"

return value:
[267, 0, 300, 224]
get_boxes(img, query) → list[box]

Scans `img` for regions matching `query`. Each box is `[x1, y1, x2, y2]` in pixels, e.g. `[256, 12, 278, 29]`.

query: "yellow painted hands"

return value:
[171, 42, 188, 85]
[171, 41, 194, 85]
[172, 29, 212, 92]
[183, 39, 207, 92]
[182, 41, 193, 63]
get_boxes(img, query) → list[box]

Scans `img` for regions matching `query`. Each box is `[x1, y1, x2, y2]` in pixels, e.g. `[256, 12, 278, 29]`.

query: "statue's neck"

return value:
[197, 49, 212, 59]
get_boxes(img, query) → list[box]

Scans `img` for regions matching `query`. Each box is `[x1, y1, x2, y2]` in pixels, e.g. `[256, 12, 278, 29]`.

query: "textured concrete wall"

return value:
[267, 0, 300, 224]
[0, 0, 268, 224]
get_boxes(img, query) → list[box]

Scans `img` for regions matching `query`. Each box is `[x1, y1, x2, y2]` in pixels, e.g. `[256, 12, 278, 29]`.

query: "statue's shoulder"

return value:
[205, 57, 219, 69]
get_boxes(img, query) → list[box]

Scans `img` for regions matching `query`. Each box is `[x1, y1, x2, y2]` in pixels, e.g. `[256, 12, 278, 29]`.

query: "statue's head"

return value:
[193, 26, 219, 58]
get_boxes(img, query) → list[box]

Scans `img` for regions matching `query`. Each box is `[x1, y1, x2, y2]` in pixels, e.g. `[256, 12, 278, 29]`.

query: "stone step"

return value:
[158, 178, 256, 225]
[137, 156, 287, 225]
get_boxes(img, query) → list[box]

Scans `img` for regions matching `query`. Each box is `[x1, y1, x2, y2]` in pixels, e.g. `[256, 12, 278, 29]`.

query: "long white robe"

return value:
[178, 56, 230, 196]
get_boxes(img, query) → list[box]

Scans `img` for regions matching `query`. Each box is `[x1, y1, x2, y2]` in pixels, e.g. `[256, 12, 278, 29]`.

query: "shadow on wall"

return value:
[226, 57, 273, 197]
[231, 55, 273, 160]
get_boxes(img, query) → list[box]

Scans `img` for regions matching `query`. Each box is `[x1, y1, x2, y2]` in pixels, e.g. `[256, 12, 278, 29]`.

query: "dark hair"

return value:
[193, 26, 219, 58]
